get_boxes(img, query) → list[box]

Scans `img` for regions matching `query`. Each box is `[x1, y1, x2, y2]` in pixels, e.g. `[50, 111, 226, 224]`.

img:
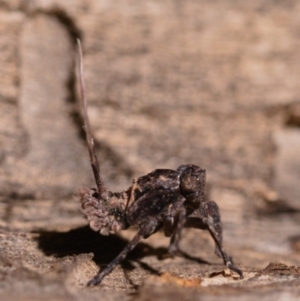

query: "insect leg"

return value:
[206, 218, 243, 278]
[87, 219, 159, 286]
[186, 200, 243, 278]
[167, 201, 187, 255]
[163, 216, 175, 237]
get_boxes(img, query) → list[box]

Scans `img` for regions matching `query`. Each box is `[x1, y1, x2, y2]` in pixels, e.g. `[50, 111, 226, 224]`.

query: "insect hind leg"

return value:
[87, 218, 159, 286]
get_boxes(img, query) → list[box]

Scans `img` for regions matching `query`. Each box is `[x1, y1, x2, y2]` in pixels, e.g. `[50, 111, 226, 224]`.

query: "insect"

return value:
[76, 40, 243, 286]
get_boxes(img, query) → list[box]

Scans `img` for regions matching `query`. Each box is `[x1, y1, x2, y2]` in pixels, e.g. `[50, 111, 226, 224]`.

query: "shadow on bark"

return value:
[35, 226, 208, 273]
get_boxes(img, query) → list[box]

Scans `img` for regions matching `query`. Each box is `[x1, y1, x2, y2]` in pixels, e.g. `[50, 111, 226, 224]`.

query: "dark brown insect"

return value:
[76, 40, 243, 286]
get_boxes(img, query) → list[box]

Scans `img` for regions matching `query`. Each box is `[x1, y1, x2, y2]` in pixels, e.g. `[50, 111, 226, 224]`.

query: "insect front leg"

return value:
[164, 198, 187, 255]
[87, 218, 159, 287]
[163, 216, 175, 237]
[168, 209, 186, 255]
[186, 200, 243, 279]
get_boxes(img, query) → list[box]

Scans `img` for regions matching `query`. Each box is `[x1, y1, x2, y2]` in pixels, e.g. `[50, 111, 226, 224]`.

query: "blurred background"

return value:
[1, 0, 300, 299]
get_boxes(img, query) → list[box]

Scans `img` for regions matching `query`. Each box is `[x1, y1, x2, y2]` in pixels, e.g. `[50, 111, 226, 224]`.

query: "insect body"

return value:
[76, 40, 243, 286]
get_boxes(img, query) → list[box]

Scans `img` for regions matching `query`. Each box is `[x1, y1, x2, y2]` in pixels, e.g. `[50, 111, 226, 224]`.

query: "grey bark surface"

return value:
[0, 0, 300, 300]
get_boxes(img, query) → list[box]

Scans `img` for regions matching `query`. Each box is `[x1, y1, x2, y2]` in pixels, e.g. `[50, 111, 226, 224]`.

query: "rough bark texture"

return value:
[1, 0, 300, 300]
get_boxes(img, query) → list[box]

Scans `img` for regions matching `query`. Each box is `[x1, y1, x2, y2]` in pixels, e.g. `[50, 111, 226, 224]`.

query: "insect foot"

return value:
[76, 40, 243, 286]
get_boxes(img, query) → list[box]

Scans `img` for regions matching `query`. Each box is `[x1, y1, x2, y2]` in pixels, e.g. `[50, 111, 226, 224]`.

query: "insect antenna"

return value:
[76, 39, 107, 197]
